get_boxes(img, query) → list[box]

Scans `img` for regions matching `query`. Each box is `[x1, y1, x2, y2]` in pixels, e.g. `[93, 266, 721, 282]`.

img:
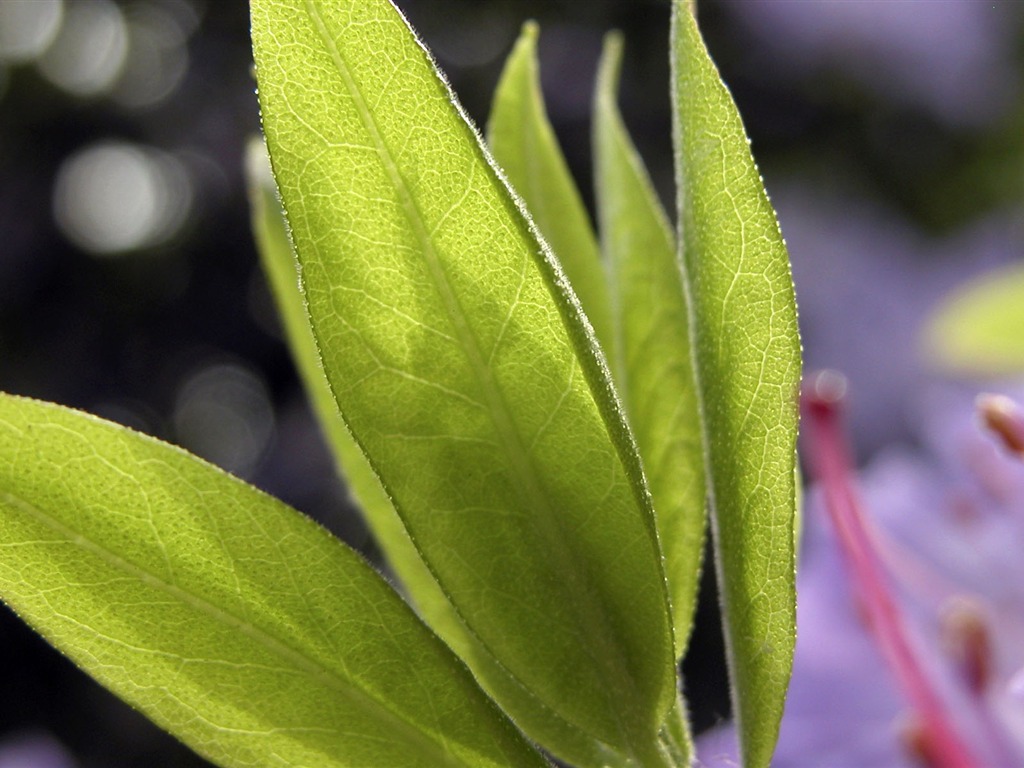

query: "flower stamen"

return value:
[940, 597, 993, 698]
[802, 371, 982, 768]
[976, 393, 1024, 461]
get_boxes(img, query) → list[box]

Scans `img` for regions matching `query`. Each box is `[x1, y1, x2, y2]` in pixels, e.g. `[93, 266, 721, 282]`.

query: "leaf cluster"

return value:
[0, 2, 800, 766]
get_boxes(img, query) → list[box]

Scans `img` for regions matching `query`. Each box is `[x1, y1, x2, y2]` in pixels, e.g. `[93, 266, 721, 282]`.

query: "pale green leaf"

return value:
[0, 394, 549, 768]
[594, 31, 705, 663]
[671, 4, 801, 768]
[251, 0, 676, 765]
[487, 22, 614, 358]
[248, 140, 623, 768]
[923, 262, 1024, 377]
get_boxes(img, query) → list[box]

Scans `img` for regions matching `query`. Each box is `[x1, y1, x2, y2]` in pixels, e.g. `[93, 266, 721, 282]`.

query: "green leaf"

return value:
[0, 394, 548, 768]
[670, 4, 801, 768]
[251, 0, 676, 765]
[247, 140, 462, 642]
[249, 140, 622, 768]
[487, 22, 615, 359]
[594, 31, 705, 662]
[923, 262, 1024, 377]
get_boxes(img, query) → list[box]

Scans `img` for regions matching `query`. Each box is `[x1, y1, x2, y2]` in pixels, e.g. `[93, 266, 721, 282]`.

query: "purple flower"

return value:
[698, 373, 1024, 767]
[721, 0, 1020, 127]
[0, 732, 76, 768]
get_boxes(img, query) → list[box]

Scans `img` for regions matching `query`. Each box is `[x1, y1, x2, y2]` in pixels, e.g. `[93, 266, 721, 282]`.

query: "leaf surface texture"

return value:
[252, 0, 676, 762]
[671, 4, 801, 766]
[0, 394, 547, 768]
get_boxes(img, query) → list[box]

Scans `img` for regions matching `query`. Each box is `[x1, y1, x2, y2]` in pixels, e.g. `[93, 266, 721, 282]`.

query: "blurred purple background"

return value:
[1, 0, 1023, 765]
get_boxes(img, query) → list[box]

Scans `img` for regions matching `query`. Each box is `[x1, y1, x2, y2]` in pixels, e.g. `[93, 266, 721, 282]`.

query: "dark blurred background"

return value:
[2, 1, 1023, 765]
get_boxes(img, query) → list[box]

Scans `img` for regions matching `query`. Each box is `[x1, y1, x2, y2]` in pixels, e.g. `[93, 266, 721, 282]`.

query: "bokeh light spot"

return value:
[173, 362, 275, 478]
[0, 0, 64, 64]
[53, 141, 192, 256]
[37, 0, 127, 97]
[113, 1, 191, 109]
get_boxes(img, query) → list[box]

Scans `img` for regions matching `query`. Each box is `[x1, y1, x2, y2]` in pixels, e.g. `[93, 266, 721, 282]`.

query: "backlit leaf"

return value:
[487, 22, 614, 358]
[671, 3, 801, 767]
[247, 140, 461, 641]
[594, 31, 705, 663]
[0, 394, 548, 768]
[248, 141, 621, 767]
[252, 0, 676, 764]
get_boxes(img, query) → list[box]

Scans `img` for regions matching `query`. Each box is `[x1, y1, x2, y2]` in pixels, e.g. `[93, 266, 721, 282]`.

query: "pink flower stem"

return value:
[801, 373, 981, 768]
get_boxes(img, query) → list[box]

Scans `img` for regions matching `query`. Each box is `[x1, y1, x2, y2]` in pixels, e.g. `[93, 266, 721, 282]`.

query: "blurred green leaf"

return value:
[487, 22, 614, 358]
[924, 262, 1024, 377]
[671, 3, 801, 767]
[594, 31, 705, 666]
[0, 394, 548, 768]
[252, 0, 676, 764]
